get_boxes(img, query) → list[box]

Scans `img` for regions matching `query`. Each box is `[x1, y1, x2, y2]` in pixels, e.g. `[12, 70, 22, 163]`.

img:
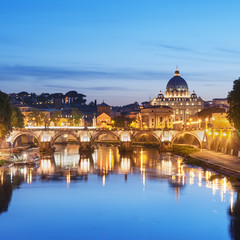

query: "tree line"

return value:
[0, 91, 24, 139]
[227, 77, 240, 137]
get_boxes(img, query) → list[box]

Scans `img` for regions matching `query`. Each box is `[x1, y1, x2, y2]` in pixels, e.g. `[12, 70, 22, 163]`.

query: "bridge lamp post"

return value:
[198, 120, 202, 129]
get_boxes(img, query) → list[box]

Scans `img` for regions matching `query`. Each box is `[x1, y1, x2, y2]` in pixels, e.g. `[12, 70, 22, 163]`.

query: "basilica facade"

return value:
[150, 68, 204, 123]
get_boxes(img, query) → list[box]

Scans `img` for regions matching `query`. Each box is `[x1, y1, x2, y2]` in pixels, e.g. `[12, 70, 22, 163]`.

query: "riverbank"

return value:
[191, 149, 240, 177]
[171, 145, 240, 178]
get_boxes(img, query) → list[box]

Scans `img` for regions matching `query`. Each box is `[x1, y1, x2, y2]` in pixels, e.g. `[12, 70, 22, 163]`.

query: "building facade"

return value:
[138, 106, 173, 129]
[150, 68, 204, 124]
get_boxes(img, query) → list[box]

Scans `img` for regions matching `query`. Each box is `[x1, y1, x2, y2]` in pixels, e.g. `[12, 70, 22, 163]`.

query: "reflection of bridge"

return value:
[5, 127, 206, 150]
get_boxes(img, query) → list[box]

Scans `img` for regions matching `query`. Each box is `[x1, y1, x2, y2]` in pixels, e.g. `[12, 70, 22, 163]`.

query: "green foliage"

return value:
[228, 78, 240, 136]
[28, 109, 48, 126]
[172, 145, 199, 157]
[0, 160, 8, 166]
[182, 157, 203, 166]
[198, 107, 225, 119]
[51, 110, 62, 126]
[69, 109, 82, 126]
[112, 116, 134, 128]
[209, 174, 224, 181]
[0, 91, 12, 138]
[11, 106, 24, 128]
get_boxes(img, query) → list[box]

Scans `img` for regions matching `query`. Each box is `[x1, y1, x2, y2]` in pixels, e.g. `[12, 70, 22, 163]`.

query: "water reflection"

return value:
[1, 144, 239, 197]
[1, 144, 240, 239]
[228, 192, 240, 240]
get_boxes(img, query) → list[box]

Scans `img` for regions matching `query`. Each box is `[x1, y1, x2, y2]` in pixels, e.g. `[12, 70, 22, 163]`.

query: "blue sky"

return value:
[0, 0, 240, 105]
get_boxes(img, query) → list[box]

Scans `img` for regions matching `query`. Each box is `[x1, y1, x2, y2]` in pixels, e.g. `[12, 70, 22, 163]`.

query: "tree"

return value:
[228, 78, 240, 136]
[0, 91, 12, 139]
[50, 110, 62, 126]
[11, 106, 24, 128]
[112, 116, 135, 128]
[72, 109, 82, 126]
[69, 109, 82, 126]
[27, 109, 47, 126]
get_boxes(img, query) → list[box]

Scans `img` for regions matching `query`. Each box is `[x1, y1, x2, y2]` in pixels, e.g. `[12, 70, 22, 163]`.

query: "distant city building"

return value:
[97, 102, 111, 116]
[97, 112, 112, 128]
[97, 102, 112, 128]
[212, 98, 229, 110]
[150, 67, 204, 123]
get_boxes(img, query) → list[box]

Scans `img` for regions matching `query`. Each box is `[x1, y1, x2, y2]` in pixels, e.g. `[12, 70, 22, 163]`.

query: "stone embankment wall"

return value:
[206, 130, 240, 157]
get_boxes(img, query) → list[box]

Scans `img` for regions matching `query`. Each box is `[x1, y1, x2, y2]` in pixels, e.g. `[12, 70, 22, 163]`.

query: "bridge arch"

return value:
[11, 131, 41, 148]
[51, 131, 80, 146]
[131, 131, 160, 143]
[171, 131, 202, 148]
[91, 130, 120, 143]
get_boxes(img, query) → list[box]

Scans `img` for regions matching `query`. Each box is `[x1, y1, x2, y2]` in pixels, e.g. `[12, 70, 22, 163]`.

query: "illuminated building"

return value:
[97, 112, 112, 128]
[150, 67, 204, 123]
[97, 102, 112, 128]
[138, 106, 173, 129]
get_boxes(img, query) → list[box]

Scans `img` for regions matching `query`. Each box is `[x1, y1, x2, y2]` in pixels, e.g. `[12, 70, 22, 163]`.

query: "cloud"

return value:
[155, 43, 191, 52]
[141, 41, 192, 52]
[43, 84, 133, 91]
[0, 64, 171, 82]
[216, 47, 240, 55]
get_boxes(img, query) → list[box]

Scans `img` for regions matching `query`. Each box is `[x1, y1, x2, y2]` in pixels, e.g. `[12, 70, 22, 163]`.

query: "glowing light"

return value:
[27, 169, 32, 184]
[121, 134, 130, 142]
[230, 192, 234, 214]
[121, 157, 131, 172]
[66, 169, 71, 185]
[25, 126, 97, 129]
[1, 171, 3, 185]
[173, 120, 183, 124]
[102, 174, 105, 186]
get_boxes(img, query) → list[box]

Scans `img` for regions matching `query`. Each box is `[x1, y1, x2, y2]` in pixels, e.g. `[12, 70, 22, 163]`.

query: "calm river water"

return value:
[0, 144, 239, 240]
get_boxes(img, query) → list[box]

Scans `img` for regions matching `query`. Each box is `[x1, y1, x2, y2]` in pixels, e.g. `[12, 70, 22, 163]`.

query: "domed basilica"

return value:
[150, 67, 204, 123]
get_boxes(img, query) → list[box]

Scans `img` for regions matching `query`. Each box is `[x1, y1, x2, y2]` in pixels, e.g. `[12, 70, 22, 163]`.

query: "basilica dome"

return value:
[166, 68, 188, 91]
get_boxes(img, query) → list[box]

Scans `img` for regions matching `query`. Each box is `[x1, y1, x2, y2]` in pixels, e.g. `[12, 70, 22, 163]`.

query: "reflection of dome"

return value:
[166, 67, 188, 91]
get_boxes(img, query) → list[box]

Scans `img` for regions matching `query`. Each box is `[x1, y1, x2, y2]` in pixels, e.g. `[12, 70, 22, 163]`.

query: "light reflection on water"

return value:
[0, 144, 240, 240]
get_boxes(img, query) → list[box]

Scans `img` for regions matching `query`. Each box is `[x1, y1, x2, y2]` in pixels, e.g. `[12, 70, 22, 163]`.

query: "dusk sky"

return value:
[1, 0, 240, 105]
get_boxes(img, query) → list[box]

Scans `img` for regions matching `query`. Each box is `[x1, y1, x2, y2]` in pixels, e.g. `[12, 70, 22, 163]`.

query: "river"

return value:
[0, 144, 239, 240]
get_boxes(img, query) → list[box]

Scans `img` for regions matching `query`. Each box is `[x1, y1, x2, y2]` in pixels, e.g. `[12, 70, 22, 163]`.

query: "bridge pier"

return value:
[40, 142, 55, 153]
[79, 142, 94, 154]
[119, 141, 133, 153]
[159, 141, 172, 151]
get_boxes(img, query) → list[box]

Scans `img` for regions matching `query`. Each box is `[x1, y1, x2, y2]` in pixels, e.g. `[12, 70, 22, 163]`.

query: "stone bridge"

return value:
[4, 127, 206, 151]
